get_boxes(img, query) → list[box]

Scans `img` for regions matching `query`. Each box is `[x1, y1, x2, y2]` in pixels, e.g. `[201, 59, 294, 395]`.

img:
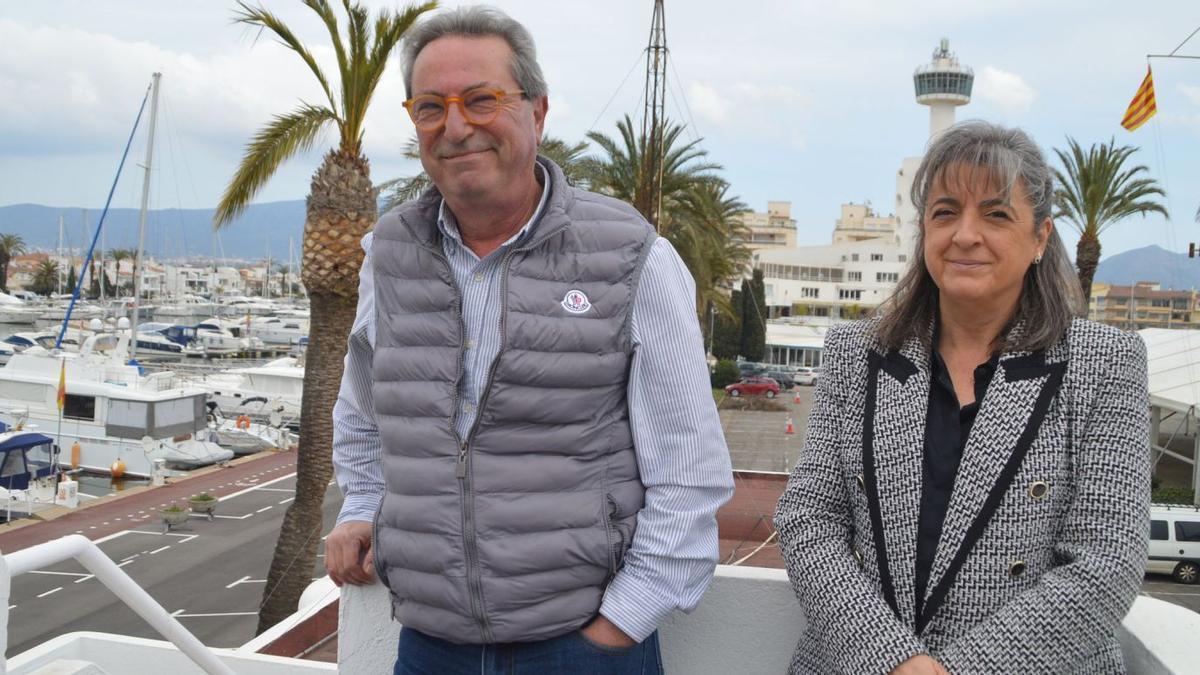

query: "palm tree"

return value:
[1053, 137, 1168, 299]
[109, 248, 135, 293]
[212, 0, 434, 632]
[378, 134, 592, 212]
[586, 115, 747, 319]
[0, 233, 26, 293]
[30, 259, 59, 296]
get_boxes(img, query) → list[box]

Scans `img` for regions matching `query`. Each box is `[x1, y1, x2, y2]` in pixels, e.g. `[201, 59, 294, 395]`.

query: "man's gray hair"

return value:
[875, 120, 1085, 352]
[400, 5, 548, 100]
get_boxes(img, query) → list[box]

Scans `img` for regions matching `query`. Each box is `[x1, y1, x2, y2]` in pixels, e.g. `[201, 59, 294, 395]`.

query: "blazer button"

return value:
[852, 548, 864, 568]
[1028, 481, 1049, 500]
[1009, 560, 1027, 578]
[856, 474, 865, 492]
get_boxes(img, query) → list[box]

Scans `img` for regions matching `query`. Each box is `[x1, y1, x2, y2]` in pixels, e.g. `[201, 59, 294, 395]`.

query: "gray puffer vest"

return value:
[371, 157, 654, 644]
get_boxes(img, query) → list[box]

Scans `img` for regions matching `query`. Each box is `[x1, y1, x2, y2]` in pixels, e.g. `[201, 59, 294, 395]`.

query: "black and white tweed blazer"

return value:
[774, 317, 1150, 674]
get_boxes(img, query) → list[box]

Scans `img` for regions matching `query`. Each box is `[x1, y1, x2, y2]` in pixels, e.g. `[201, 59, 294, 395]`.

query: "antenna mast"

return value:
[638, 0, 669, 231]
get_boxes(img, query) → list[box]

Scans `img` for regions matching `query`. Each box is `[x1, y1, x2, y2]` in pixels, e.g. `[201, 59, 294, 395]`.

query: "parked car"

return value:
[765, 369, 796, 389]
[724, 376, 781, 398]
[794, 366, 822, 386]
[737, 360, 768, 377]
[1146, 504, 1200, 584]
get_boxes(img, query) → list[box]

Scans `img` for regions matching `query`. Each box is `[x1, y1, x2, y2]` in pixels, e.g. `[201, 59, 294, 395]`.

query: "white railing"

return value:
[336, 566, 1194, 675]
[1, 534, 235, 675]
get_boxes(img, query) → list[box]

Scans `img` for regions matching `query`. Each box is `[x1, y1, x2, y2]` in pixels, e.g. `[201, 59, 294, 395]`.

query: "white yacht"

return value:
[192, 356, 303, 426]
[218, 295, 277, 317]
[155, 294, 217, 321]
[249, 315, 309, 345]
[0, 335, 233, 476]
[0, 292, 44, 325]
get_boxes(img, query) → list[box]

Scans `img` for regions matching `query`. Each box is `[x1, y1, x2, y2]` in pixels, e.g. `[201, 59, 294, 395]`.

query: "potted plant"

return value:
[188, 493, 218, 521]
[161, 505, 188, 533]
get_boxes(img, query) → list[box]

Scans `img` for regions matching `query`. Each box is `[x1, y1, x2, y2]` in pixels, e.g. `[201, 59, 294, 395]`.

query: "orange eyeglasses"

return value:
[402, 88, 526, 130]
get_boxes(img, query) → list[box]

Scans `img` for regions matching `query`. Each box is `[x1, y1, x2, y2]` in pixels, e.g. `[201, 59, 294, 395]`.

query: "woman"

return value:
[775, 121, 1150, 674]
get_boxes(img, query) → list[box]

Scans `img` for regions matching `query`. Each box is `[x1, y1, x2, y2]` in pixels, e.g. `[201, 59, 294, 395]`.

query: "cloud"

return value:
[973, 66, 1036, 114]
[688, 82, 731, 127]
[0, 18, 414, 159]
[685, 80, 807, 139]
[1181, 84, 1200, 107]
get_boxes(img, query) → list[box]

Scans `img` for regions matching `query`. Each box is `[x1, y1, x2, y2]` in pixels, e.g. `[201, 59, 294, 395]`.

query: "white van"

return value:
[1147, 504, 1200, 584]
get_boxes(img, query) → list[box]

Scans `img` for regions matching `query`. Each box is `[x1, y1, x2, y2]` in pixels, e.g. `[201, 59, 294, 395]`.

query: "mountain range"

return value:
[0, 201, 306, 261]
[1092, 244, 1200, 290]
[2, 202, 1197, 289]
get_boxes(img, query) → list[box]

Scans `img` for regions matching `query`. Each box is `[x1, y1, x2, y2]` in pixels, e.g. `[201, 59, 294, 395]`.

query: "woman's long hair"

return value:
[875, 121, 1084, 352]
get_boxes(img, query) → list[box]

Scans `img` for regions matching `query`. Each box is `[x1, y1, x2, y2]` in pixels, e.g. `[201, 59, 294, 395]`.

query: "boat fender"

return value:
[236, 415, 252, 430]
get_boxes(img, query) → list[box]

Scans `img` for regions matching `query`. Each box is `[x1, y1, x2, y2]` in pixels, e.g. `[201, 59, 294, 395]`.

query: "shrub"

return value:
[711, 359, 741, 389]
[1152, 487, 1195, 505]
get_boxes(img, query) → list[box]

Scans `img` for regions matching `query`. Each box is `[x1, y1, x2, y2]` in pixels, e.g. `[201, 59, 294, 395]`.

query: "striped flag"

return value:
[56, 358, 66, 412]
[1121, 66, 1157, 132]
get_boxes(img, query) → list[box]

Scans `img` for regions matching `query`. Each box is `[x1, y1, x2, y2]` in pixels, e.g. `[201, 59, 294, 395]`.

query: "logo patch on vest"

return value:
[561, 289, 592, 314]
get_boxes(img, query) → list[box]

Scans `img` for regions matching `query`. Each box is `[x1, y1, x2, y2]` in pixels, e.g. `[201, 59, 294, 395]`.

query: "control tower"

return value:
[913, 38, 973, 139]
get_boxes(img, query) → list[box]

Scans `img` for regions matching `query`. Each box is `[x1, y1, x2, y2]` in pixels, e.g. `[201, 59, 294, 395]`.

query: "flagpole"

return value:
[54, 357, 66, 503]
[1147, 54, 1200, 61]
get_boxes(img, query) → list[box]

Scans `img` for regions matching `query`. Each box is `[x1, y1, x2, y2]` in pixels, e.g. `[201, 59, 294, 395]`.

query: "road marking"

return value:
[1144, 590, 1200, 597]
[127, 530, 198, 543]
[254, 487, 294, 493]
[73, 575, 94, 584]
[256, 506, 273, 513]
[278, 497, 294, 505]
[212, 513, 254, 520]
[149, 545, 171, 555]
[37, 587, 63, 598]
[8, 605, 15, 610]
[225, 575, 268, 589]
[171, 610, 259, 618]
[116, 561, 133, 568]
[29, 570, 91, 578]
[220, 472, 297, 502]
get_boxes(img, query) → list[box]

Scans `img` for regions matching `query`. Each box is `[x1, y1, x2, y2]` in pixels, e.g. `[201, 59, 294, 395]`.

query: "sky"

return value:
[1, 0, 1199, 260]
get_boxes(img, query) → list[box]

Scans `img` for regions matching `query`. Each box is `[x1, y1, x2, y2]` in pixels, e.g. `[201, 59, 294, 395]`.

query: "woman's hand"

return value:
[890, 654, 950, 675]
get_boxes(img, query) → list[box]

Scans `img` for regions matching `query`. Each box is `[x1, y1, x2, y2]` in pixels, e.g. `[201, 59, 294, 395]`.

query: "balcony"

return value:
[3, 535, 1198, 674]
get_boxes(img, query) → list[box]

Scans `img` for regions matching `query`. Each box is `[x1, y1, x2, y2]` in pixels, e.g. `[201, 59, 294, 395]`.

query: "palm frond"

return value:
[1053, 136, 1167, 237]
[214, 104, 337, 228]
[234, 1, 339, 116]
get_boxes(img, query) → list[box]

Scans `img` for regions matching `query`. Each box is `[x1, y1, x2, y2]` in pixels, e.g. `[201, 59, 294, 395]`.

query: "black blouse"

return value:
[913, 342, 997, 621]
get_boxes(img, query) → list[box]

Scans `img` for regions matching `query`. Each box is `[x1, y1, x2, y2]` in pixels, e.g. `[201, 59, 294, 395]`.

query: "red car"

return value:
[724, 376, 781, 398]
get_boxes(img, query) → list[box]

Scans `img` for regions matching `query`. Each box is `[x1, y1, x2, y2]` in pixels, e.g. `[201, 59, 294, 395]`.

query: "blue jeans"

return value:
[393, 626, 664, 675]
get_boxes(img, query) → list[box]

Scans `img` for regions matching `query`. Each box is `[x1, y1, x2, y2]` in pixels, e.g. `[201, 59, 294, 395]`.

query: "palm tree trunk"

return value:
[256, 149, 374, 633]
[255, 290, 355, 632]
[0, 256, 9, 293]
[1075, 231, 1102, 302]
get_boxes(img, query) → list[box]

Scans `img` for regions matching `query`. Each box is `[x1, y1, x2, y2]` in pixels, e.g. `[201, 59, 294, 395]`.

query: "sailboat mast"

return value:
[131, 71, 162, 354]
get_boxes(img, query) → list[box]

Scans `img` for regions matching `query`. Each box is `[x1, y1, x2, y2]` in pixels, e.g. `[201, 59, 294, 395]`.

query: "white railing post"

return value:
[4, 534, 234, 675]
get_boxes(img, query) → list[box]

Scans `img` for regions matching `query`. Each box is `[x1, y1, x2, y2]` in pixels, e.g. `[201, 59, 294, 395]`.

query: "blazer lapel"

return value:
[862, 331, 930, 628]
[916, 346, 1067, 633]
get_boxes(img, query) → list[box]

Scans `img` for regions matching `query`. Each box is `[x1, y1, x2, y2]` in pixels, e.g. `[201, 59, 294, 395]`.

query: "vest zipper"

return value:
[425, 245, 491, 641]
[456, 249, 516, 644]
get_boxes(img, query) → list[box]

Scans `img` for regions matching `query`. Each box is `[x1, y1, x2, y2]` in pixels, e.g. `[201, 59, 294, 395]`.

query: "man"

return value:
[325, 6, 734, 672]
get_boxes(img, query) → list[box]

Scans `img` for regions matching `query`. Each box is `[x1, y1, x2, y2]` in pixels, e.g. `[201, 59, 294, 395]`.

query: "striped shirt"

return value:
[331, 175, 735, 641]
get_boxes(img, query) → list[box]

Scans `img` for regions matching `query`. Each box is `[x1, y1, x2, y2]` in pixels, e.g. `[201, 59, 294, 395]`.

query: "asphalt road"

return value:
[6, 472, 343, 655]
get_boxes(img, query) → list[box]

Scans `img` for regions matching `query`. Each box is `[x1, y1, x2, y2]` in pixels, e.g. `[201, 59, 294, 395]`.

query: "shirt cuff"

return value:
[335, 492, 383, 527]
[599, 568, 677, 642]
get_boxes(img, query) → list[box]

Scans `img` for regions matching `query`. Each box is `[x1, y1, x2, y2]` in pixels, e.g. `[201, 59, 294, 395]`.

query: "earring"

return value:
[1034, 253, 1043, 265]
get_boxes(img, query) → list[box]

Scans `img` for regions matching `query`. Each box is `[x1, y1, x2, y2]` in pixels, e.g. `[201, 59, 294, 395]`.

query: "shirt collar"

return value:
[436, 161, 549, 251]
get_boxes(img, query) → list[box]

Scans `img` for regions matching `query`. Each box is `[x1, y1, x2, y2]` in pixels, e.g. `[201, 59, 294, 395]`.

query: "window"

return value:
[876, 272, 899, 283]
[870, 254, 884, 262]
[848, 271, 862, 282]
[899, 254, 908, 263]
[850, 254, 859, 262]
[1176, 521, 1200, 542]
[63, 394, 96, 422]
[839, 289, 863, 301]
[801, 287, 819, 299]
[1150, 520, 1169, 541]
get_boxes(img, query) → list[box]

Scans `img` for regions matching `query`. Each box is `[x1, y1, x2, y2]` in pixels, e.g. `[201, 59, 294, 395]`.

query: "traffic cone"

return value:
[793, 390, 801, 404]
[785, 417, 795, 435]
